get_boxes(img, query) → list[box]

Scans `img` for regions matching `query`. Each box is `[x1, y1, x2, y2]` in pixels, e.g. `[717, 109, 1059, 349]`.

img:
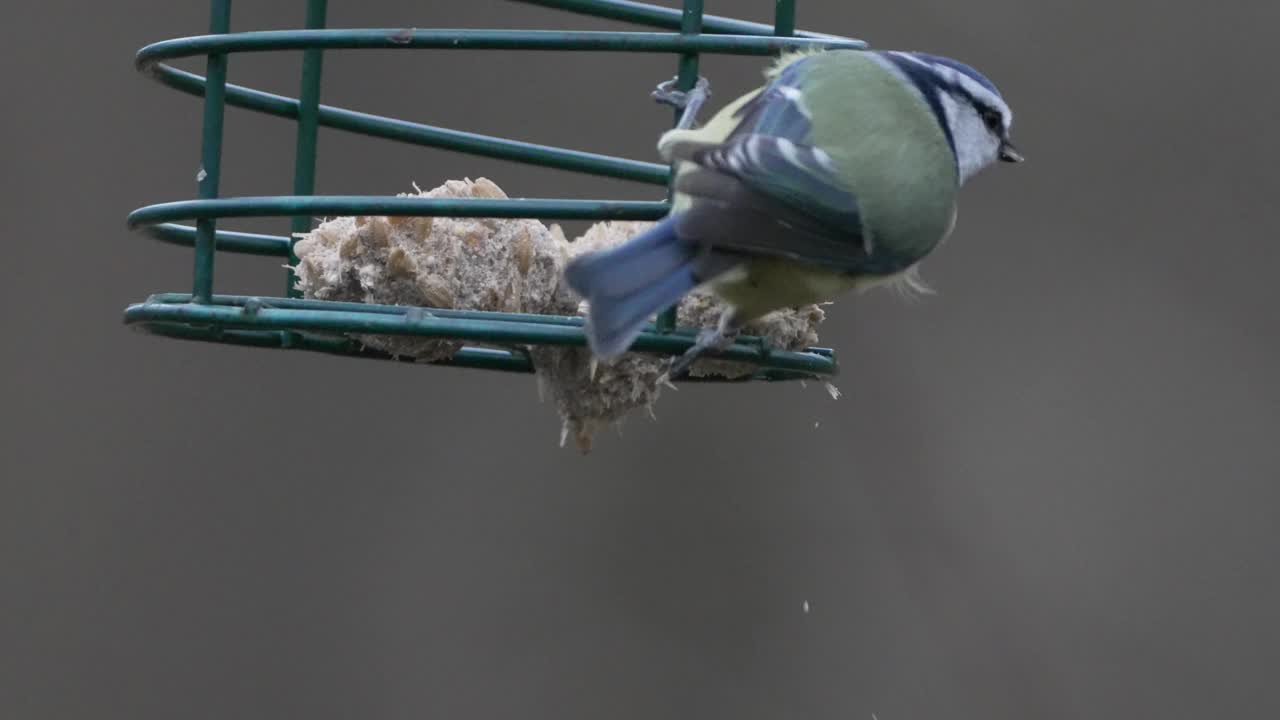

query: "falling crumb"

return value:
[825, 382, 842, 400]
[814, 421, 820, 429]
[196, 167, 207, 182]
[803, 600, 811, 614]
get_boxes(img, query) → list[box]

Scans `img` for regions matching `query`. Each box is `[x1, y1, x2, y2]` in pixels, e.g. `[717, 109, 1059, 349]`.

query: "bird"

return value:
[563, 48, 1023, 377]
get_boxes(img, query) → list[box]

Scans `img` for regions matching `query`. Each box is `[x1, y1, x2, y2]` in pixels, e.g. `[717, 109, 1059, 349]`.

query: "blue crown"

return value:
[906, 53, 1002, 97]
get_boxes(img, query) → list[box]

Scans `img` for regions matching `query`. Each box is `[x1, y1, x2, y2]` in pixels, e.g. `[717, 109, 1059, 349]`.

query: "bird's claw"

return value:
[651, 76, 711, 110]
[666, 325, 740, 380]
[653, 76, 712, 129]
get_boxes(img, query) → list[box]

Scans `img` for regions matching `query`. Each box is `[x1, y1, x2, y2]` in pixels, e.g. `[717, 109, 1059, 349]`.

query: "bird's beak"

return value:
[999, 140, 1024, 163]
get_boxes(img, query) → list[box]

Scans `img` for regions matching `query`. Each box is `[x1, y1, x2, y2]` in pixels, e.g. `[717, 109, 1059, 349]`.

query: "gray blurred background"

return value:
[3, 1, 1278, 718]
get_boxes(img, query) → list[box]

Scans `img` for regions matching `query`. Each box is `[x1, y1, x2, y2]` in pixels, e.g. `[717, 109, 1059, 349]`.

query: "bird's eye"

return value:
[981, 109, 1003, 134]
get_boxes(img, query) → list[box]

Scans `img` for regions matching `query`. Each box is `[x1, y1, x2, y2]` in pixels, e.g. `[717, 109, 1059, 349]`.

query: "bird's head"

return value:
[877, 51, 1023, 183]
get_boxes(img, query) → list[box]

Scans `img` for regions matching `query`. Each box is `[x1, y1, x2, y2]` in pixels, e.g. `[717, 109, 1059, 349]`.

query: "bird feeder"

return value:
[124, 0, 863, 382]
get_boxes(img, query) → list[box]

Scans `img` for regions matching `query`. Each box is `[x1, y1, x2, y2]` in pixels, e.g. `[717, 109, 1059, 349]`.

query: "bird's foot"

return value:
[651, 76, 710, 109]
[665, 323, 741, 380]
[652, 76, 711, 130]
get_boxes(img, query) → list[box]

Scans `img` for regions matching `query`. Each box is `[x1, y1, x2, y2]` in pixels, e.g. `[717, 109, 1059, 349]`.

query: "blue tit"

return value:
[563, 48, 1023, 376]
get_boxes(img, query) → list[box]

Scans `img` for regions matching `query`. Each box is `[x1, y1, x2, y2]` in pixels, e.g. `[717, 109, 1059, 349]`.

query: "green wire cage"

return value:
[124, 0, 864, 381]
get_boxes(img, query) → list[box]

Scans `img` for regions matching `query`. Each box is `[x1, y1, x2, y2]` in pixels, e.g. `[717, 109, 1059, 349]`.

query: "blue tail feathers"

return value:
[563, 217, 700, 358]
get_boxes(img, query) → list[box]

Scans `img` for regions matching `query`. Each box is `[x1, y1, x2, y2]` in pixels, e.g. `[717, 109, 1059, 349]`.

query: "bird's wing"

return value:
[666, 57, 882, 273]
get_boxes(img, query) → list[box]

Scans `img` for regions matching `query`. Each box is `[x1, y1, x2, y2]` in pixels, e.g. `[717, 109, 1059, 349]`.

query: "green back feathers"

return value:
[659, 50, 958, 271]
[800, 51, 958, 261]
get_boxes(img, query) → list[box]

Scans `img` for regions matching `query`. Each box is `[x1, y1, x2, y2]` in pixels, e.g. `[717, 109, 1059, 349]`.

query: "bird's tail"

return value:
[563, 217, 701, 358]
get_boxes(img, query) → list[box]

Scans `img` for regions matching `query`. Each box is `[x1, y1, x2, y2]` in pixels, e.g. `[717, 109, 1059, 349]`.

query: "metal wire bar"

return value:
[192, 0, 231, 303]
[137, 29, 858, 64]
[141, 293, 837, 351]
[145, 224, 291, 256]
[774, 0, 797, 38]
[124, 296, 838, 376]
[201, 74, 665, 185]
[510, 0, 855, 41]
[130, 197, 672, 229]
[136, 321, 548, 373]
[287, 0, 327, 298]
[675, 4, 705, 115]
[134, 321, 826, 382]
[150, 65, 671, 185]
[656, 0, 704, 334]
[133, 196, 672, 258]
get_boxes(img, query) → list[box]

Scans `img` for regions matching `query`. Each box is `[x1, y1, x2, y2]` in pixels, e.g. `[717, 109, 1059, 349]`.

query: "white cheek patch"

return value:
[946, 99, 1001, 183]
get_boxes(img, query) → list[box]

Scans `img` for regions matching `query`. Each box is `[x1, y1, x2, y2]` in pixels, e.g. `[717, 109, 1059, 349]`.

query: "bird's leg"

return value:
[652, 76, 711, 130]
[666, 310, 742, 380]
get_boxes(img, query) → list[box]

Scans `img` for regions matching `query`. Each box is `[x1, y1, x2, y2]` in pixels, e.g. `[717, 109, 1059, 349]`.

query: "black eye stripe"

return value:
[940, 81, 1004, 132]
[974, 103, 1004, 132]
